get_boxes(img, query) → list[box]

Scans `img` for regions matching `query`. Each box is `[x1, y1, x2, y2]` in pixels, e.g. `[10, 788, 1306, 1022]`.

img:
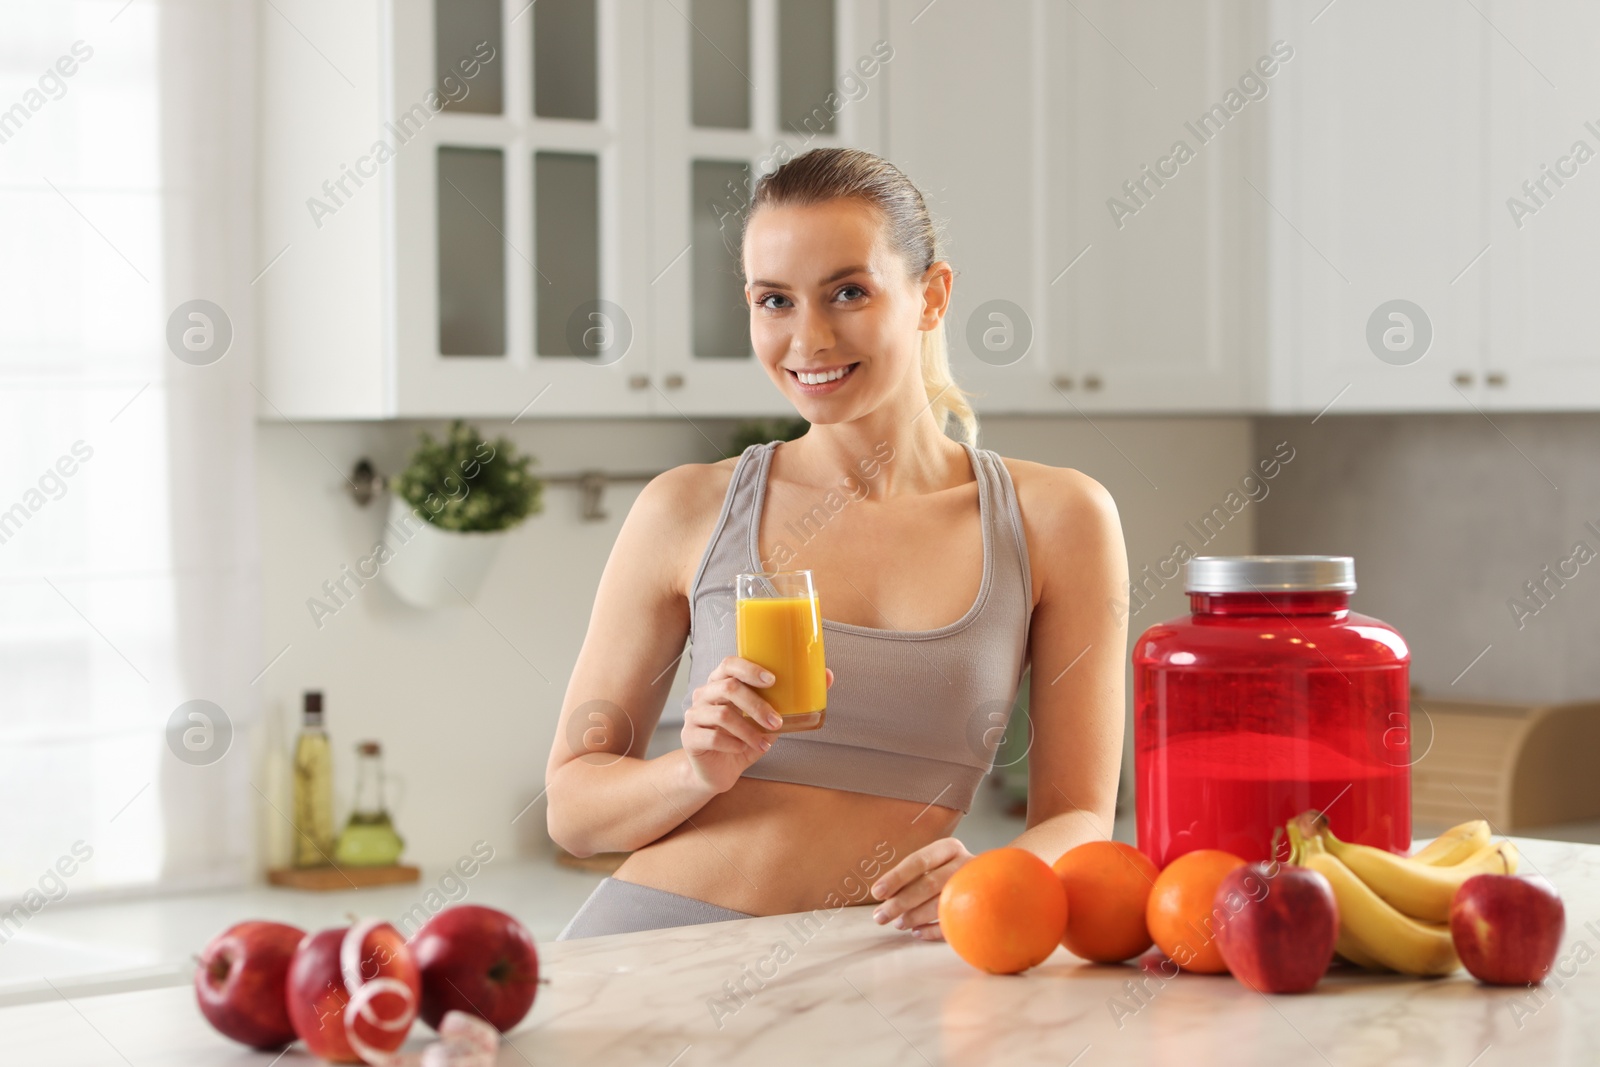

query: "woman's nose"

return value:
[792, 302, 836, 352]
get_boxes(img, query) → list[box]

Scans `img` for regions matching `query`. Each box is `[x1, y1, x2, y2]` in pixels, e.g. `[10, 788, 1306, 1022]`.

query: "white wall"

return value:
[254, 415, 1256, 868]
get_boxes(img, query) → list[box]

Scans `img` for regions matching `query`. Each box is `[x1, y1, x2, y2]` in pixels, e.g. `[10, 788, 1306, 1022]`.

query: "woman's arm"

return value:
[543, 466, 721, 858]
[1005, 467, 1128, 862]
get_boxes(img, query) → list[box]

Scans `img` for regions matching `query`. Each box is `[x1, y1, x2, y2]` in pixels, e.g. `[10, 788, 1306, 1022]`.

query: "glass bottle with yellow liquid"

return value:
[735, 569, 827, 733]
[334, 741, 405, 867]
[291, 691, 334, 867]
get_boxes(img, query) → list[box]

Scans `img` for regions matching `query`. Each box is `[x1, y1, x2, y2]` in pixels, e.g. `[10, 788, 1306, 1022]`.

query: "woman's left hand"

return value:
[868, 837, 974, 941]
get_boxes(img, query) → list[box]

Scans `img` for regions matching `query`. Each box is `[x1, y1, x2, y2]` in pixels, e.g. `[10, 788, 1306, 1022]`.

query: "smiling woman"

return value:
[545, 147, 1129, 943]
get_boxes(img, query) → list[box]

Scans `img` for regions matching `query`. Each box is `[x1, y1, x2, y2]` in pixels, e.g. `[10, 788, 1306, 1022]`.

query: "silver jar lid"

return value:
[1185, 555, 1356, 594]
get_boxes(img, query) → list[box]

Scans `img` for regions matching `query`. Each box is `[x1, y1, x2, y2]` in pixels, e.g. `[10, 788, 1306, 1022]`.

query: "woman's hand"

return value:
[868, 837, 974, 941]
[682, 656, 833, 795]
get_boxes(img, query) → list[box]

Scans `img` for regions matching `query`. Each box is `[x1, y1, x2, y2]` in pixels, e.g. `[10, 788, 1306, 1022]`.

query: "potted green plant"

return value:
[381, 420, 542, 607]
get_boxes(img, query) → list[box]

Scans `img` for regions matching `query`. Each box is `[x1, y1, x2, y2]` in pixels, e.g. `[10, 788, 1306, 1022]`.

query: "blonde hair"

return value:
[742, 147, 980, 447]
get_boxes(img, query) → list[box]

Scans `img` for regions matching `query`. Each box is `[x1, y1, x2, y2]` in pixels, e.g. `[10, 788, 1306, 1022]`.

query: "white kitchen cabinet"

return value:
[1042, 0, 1259, 414]
[258, 0, 884, 420]
[881, 0, 1051, 414]
[1481, 0, 1600, 410]
[882, 0, 1256, 416]
[259, 0, 650, 418]
[1264, 0, 1492, 414]
[257, 1, 1600, 421]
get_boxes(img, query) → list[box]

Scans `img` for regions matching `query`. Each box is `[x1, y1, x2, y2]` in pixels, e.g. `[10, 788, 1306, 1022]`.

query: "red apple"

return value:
[286, 920, 421, 1064]
[411, 905, 539, 1032]
[1450, 873, 1566, 986]
[194, 920, 305, 1048]
[1213, 862, 1339, 994]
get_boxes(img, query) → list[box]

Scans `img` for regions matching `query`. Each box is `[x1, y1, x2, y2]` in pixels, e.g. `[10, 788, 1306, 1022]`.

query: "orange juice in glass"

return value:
[735, 569, 827, 733]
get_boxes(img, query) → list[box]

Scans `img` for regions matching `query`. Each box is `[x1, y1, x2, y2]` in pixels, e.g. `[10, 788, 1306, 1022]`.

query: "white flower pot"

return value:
[380, 493, 511, 608]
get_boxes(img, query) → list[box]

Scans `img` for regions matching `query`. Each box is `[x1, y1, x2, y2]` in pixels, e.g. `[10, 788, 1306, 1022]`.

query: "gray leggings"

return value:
[555, 877, 756, 941]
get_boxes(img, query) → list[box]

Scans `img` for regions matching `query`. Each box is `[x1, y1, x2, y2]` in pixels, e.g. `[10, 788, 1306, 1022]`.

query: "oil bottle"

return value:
[334, 741, 405, 867]
[291, 691, 335, 867]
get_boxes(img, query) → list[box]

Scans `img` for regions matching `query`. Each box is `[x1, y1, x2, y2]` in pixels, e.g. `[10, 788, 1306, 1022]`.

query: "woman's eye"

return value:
[836, 284, 865, 301]
[758, 293, 790, 310]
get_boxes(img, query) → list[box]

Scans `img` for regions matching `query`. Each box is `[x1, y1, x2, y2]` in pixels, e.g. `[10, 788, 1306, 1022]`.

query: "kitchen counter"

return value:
[0, 853, 610, 1008]
[4, 836, 1598, 1066]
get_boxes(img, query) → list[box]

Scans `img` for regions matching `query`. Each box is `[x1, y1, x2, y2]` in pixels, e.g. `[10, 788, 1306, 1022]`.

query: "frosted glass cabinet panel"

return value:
[534, 0, 598, 120]
[692, 160, 755, 359]
[535, 152, 601, 356]
[436, 147, 507, 356]
[690, 0, 752, 129]
[435, 0, 503, 113]
[778, 0, 836, 136]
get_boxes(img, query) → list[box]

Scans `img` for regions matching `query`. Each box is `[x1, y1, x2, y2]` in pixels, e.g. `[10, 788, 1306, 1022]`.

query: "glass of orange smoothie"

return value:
[735, 569, 827, 733]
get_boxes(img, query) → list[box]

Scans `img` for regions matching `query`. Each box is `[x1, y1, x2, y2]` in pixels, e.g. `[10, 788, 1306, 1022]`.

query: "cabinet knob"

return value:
[664, 374, 685, 389]
[1453, 372, 1474, 387]
[1083, 374, 1103, 391]
[1051, 375, 1074, 391]
[628, 374, 648, 390]
[1485, 371, 1507, 387]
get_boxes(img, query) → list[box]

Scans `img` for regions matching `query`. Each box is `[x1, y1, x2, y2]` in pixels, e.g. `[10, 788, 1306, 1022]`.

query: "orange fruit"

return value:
[938, 848, 1068, 975]
[1051, 841, 1160, 963]
[1145, 848, 1247, 974]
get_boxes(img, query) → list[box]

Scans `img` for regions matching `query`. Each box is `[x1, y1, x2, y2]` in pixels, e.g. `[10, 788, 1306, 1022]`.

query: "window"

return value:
[0, 0, 257, 904]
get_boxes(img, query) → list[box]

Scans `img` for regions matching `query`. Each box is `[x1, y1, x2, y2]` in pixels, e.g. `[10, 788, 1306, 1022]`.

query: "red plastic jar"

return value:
[1133, 556, 1410, 867]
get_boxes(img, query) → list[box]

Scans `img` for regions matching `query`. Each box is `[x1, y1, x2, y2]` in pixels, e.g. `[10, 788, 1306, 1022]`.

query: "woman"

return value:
[547, 147, 1128, 941]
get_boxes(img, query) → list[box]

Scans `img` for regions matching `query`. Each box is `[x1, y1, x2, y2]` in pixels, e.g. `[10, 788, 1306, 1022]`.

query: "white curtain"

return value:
[0, 0, 260, 899]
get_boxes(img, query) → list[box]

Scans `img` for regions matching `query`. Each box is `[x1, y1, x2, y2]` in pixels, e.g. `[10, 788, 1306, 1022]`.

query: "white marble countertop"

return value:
[3, 835, 1598, 1065]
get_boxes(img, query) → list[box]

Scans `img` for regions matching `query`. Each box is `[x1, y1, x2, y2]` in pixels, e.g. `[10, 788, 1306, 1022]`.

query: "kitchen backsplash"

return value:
[1254, 412, 1600, 704]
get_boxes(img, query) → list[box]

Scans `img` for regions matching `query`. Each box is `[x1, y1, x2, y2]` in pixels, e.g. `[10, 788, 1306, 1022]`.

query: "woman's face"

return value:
[742, 199, 947, 424]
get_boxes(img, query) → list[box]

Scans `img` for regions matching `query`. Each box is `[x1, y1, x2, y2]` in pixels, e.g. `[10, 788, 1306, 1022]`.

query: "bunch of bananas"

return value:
[1286, 813, 1518, 977]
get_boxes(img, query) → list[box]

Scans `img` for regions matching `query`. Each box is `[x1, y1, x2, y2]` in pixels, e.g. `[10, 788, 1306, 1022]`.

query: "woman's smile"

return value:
[787, 361, 861, 395]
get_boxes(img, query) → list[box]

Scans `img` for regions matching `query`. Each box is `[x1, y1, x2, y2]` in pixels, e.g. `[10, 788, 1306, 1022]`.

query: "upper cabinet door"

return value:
[1483, 0, 1600, 410]
[649, 0, 887, 417]
[389, 0, 654, 416]
[257, 0, 393, 419]
[881, 0, 1050, 414]
[1043, 0, 1255, 414]
[1269, 0, 1490, 414]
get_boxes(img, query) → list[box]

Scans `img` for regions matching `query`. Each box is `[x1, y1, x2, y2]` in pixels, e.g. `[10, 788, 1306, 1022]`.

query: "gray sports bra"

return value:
[679, 438, 1033, 814]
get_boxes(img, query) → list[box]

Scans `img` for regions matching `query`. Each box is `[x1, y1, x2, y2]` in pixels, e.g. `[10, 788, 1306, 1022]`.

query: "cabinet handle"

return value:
[1453, 372, 1474, 387]
[1485, 371, 1507, 387]
[664, 374, 684, 389]
[628, 375, 648, 390]
[1083, 374, 1103, 391]
[1051, 375, 1074, 391]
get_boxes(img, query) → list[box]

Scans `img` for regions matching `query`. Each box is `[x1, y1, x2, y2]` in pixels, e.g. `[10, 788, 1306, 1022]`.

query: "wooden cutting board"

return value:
[266, 864, 421, 891]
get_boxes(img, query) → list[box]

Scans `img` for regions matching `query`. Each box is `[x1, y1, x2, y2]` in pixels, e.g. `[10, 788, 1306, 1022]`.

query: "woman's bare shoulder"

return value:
[996, 456, 1117, 521]
[995, 456, 1123, 608]
[628, 454, 743, 597]
[640, 454, 740, 519]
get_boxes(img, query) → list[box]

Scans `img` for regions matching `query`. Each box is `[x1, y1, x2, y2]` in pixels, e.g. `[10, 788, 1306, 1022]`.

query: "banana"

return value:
[1333, 930, 1391, 972]
[1409, 820, 1492, 866]
[1299, 844, 1461, 977]
[1321, 831, 1518, 923]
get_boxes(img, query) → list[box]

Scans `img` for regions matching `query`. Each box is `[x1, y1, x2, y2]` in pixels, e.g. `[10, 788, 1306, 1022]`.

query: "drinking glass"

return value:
[735, 569, 827, 733]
